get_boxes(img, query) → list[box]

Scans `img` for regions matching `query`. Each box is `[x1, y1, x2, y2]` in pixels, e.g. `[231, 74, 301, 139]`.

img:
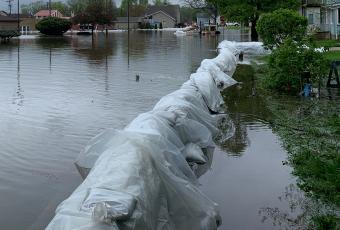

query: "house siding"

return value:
[0, 21, 17, 30]
[113, 22, 140, 30]
[306, 7, 321, 24]
[151, 12, 176, 28]
[20, 18, 36, 32]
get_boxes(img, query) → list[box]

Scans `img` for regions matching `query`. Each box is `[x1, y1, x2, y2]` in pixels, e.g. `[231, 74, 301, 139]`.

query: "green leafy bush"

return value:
[262, 38, 328, 92]
[257, 9, 308, 49]
[36, 17, 71, 35]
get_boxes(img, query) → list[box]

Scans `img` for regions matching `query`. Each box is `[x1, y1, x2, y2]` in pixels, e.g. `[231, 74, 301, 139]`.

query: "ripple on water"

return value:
[0, 32, 220, 229]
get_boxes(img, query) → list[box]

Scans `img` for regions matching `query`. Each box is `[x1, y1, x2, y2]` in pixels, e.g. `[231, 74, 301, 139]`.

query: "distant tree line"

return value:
[184, 0, 301, 41]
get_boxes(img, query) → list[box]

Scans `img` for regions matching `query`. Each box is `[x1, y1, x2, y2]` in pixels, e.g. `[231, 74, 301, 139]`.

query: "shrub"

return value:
[36, 17, 71, 35]
[159, 22, 163, 29]
[257, 9, 308, 49]
[262, 38, 328, 92]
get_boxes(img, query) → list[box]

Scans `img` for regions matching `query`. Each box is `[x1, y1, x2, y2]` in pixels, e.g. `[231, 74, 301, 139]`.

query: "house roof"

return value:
[35, 10, 61, 17]
[9, 13, 34, 18]
[115, 17, 142, 23]
[0, 10, 8, 16]
[145, 5, 180, 20]
[0, 15, 20, 22]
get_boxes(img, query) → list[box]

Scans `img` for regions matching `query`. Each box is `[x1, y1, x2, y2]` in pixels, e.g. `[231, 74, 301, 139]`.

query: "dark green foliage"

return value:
[257, 9, 308, 49]
[154, 24, 158, 29]
[159, 22, 163, 29]
[180, 6, 204, 24]
[85, 0, 114, 25]
[312, 214, 339, 230]
[70, 0, 116, 25]
[209, 0, 300, 41]
[0, 30, 19, 38]
[36, 17, 71, 35]
[262, 39, 328, 92]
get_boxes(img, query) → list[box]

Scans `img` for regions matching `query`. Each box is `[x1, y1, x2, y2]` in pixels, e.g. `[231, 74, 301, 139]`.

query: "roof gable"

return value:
[145, 10, 176, 21]
[35, 10, 62, 17]
[145, 5, 180, 20]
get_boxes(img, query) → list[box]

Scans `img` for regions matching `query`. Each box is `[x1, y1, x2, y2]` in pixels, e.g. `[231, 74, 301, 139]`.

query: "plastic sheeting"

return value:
[46, 41, 264, 230]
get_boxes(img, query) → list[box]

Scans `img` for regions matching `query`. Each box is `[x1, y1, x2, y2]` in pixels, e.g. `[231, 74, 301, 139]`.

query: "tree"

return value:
[51, 1, 71, 16]
[153, 0, 169, 5]
[263, 38, 328, 92]
[67, 0, 88, 15]
[139, 0, 149, 7]
[21, 1, 70, 16]
[119, 0, 146, 17]
[184, 0, 218, 24]
[21, 1, 45, 15]
[36, 17, 71, 35]
[208, 0, 300, 41]
[84, 0, 115, 25]
[257, 9, 308, 49]
[180, 6, 204, 24]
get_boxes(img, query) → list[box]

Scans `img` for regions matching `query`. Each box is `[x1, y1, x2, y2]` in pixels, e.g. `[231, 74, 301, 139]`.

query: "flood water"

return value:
[1, 30, 297, 229]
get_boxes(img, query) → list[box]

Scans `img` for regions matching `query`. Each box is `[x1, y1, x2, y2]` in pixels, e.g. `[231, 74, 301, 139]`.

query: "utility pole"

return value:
[6, 0, 14, 15]
[49, 0, 51, 16]
[127, 0, 130, 66]
[127, 0, 130, 32]
[17, 0, 20, 33]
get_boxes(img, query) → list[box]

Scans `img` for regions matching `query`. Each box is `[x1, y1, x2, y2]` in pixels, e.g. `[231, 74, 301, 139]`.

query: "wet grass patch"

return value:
[228, 64, 340, 229]
[266, 97, 340, 229]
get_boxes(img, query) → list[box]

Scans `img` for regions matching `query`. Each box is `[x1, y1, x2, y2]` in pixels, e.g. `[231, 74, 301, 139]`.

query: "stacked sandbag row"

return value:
[46, 41, 241, 230]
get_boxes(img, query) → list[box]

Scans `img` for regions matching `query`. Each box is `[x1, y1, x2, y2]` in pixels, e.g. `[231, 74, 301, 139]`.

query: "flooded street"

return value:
[200, 65, 298, 229]
[1, 30, 301, 229]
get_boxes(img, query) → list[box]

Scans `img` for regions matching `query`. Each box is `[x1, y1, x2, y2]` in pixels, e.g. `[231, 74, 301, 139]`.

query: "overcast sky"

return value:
[0, 0, 184, 13]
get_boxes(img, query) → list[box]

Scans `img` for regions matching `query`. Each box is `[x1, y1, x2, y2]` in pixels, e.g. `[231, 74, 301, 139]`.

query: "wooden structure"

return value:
[328, 61, 340, 88]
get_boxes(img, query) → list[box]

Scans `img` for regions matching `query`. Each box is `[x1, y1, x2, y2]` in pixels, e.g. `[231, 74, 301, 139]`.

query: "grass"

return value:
[240, 62, 340, 229]
[323, 51, 340, 61]
[315, 39, 340, 49]
[314, 38, 340, 61]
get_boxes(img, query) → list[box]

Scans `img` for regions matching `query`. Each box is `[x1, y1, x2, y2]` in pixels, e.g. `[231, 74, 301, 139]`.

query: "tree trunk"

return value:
[250, 19, 258, 41]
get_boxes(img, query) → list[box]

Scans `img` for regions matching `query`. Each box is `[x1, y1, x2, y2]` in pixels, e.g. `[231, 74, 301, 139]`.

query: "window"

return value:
[308, 14, 314, 25]
[338, 8, 340, 24]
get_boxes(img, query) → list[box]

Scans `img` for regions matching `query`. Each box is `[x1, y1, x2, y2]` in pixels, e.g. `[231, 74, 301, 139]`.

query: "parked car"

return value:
[225, 22, 240, 26]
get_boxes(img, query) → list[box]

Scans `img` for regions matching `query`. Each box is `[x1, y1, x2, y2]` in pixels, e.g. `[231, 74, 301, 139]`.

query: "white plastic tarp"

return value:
[46, 41, 265, 230]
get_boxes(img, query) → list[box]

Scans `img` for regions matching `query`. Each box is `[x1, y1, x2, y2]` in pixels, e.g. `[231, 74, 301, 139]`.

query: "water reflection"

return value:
[71, 34, 116, 63]
[219, 28, 251, 42]
[0, 32, 219, 230]
[259, 184, 338, 230]
[35, 36, 71, 49]
[220, 65, 271, 156]
[13, 45, 24, 107]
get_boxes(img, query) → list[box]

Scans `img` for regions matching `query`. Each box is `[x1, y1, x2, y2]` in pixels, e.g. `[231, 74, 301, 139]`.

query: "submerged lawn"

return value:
[231, 64, 340, 229]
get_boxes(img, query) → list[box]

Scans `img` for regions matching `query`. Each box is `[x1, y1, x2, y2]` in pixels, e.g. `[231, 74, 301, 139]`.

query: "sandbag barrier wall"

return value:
[46, 41, 264, 230]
